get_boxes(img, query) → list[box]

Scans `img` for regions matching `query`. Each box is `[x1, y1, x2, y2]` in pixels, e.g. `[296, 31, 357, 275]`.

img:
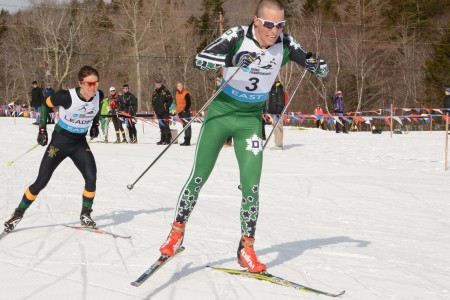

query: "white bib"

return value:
[58, 88, 100, 133]
[222, 27, 283, 103]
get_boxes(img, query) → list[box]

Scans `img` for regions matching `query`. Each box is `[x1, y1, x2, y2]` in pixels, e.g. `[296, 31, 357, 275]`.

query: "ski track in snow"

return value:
[1, 117, 450, 300]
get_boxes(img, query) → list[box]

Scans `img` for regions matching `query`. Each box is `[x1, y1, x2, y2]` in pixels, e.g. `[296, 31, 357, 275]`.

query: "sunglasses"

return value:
[81, 81, 99, 88]
[257, 17, 285, 29]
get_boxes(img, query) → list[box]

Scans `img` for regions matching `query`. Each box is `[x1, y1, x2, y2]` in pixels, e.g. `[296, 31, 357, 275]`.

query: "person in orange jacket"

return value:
[175, 82, 192, 146]
[314, 104, 325, 130]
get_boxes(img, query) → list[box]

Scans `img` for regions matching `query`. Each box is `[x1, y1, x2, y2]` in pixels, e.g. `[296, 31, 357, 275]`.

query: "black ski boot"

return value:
[4, 208, 25, 231]
[80, 207, 96, 228]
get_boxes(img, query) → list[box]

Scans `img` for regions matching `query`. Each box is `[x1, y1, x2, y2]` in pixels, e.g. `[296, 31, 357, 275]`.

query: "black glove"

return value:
[305, 52, 318, 72]
[89, 123, 99, 138]
[305, 52, 329, 77]
[227, 51, 258, 68]
[37, 126, 48, 146]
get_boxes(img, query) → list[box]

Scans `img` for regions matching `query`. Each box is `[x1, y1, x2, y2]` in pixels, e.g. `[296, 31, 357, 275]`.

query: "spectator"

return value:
[333, 90, 348, 133]
[120, 84, 138, 143]
[152, 79, 173, 145]
[314, 104, 325, 130]
[100, 96, 110, 141]
[444, 87, 450, 111]
[267, 80, 287, 150]
[175, 82, 192, 146]
[44, 83, 55, 124]
[30, 81, 44, 125]
[109, 86, 126, 143]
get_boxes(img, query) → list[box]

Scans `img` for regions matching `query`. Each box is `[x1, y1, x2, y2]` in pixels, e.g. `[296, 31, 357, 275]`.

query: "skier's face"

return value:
[79, 74, 99, 100]
[253, 7, 285, 49]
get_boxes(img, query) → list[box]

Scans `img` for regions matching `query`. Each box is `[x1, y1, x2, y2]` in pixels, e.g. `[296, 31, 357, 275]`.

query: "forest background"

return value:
[0, 0, 449, 116]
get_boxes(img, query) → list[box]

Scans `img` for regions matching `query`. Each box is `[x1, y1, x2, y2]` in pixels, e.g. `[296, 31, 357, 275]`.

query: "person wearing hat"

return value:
[108, 86, 126, 143]
[333, 90, 347, 133]
[152, 79, 173, 145]
[444, 87, 450, 111]
[267, 80, 288, 149]
[314, 103, 325, 130]
[119, 84, 138, 143]
[30, 80, 44, 125]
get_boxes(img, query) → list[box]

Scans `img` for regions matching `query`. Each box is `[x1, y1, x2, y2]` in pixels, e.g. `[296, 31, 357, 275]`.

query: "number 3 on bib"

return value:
[246, 77, 259, 91]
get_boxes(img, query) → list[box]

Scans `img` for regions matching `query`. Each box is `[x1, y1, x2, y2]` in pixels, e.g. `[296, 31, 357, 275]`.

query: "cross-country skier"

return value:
[159, 0, 328, 273]
[4, 66, 103, 232]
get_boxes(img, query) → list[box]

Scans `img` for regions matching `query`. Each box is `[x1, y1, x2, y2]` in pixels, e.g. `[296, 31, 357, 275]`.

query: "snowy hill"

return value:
[1, 117, 449, 300]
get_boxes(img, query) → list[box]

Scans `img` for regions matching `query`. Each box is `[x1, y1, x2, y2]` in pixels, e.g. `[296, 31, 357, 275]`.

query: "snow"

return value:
[1, 117, 450, 300]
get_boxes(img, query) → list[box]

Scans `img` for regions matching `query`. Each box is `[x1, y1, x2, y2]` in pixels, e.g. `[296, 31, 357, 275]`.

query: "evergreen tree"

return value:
[187, 0, 226, 53]
[423, 22, 450, 105]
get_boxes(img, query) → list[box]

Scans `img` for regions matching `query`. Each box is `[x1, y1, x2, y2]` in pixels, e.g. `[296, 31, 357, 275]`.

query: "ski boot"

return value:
[4, 208, 25, 231]
[80, 207, 96, 228]
[237, 236, 267, 273]
[160, 221, 185, 257]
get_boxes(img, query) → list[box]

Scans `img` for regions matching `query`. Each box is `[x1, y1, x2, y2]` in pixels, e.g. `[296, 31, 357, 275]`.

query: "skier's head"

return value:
[253, 0, 285, 49]
[77, 66, 99, 100]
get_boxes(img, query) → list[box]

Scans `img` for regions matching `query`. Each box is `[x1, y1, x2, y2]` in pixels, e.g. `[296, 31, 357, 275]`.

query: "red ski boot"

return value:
[237, 236, 267, 273]
[160, 222, 185, 257]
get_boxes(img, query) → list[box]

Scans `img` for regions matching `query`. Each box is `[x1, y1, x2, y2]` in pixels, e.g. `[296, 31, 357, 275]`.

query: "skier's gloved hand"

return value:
[89, 123, 99, 139]
[305, 52, 329, 78]
[37, 126, 48, 146]
[227, 51, 258, 68]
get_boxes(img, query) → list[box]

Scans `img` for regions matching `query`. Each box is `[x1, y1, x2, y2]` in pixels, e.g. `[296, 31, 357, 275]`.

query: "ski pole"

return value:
[126, 66, 245, 190]
[6, 143, 40, 166]
[236, 69, 310, 191]
[264, 68, 308, 150]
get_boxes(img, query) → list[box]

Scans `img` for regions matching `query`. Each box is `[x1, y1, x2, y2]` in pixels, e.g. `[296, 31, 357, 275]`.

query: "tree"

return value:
[111, 0, 158, 112]
[423, 22, 450, 105]
[186, 0, 226, 101]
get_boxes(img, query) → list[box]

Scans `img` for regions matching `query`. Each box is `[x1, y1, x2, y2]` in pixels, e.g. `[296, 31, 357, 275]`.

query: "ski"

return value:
[0, 228, 11, 240]
[131, 246, 185, 287]
[207, 266, 345, 297]
[63, 225, 131, 239]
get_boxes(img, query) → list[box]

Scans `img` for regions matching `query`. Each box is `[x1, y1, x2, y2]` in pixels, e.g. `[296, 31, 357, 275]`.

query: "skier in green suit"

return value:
[159, 0, 329, 273]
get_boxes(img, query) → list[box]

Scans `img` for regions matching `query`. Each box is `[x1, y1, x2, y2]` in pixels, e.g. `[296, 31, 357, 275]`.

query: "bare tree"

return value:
[28, 1, 92, 89]
[111, 0, 159, 111]
[338, 0, 386, 112]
